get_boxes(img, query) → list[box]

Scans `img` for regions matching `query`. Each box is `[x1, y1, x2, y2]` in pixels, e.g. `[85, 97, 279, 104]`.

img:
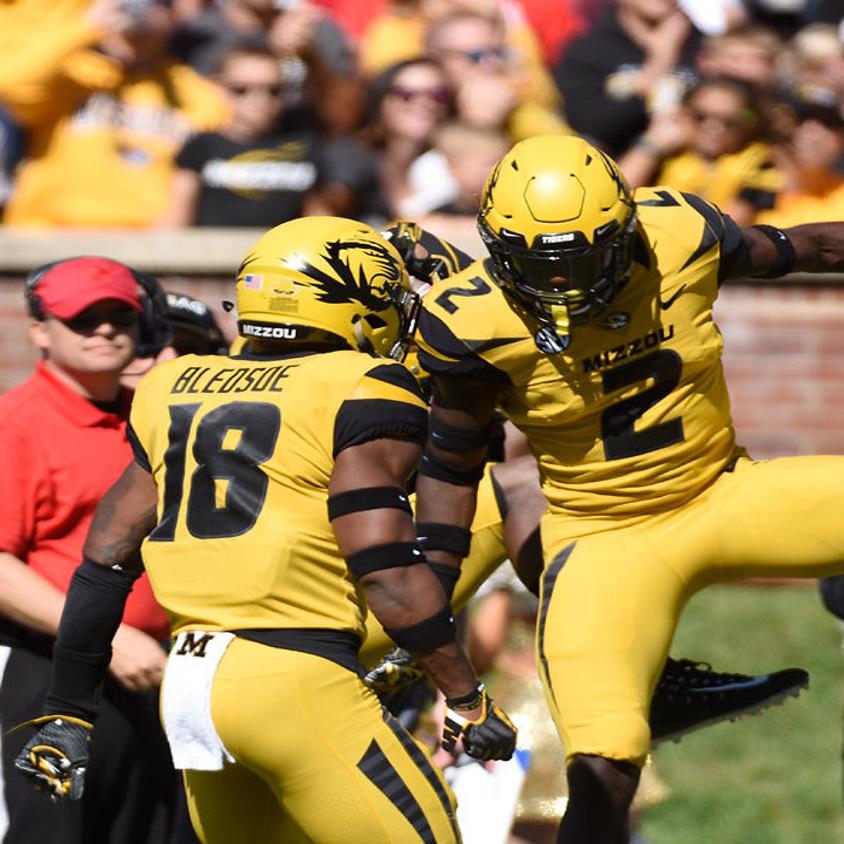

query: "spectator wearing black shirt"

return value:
[174, 0, 363, 136]
[160, 46, 330, 227]
[554, 0, 700, 156]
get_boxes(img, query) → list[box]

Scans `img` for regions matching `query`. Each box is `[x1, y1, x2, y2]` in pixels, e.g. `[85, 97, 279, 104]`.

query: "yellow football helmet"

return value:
[478, 135, 637, 351]
[235, 217, 420, 360]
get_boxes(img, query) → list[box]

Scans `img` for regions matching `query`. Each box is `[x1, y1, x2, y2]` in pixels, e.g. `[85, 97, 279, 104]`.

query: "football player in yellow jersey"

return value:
[411, 133, 844, 842]
[365, 225, 810, 746]
[13, 217, 517, 844]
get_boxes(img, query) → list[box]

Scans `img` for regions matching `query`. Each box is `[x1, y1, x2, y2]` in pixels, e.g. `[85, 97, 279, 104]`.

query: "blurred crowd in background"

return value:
[0, 0, 843, 242]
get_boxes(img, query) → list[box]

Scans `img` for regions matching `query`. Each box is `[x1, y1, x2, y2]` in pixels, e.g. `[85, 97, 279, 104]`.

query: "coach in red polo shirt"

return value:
[0, 258, 180, 844]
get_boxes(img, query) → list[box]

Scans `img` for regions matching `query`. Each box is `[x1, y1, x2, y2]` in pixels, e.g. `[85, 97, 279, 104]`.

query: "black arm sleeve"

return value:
[44, 557, 140, 721]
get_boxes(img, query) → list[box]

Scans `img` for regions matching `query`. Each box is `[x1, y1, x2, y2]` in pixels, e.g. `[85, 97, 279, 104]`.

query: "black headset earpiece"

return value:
[24, 256, 173, 356]
[133, 270, 173, 358]
[25, 259, 66, 321]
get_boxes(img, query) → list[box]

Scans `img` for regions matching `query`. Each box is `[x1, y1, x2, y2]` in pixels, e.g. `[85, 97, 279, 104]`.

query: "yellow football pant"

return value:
[359, 465, 508, 667]
[538, 454, 844, 766]
[184, 637, 460, 844]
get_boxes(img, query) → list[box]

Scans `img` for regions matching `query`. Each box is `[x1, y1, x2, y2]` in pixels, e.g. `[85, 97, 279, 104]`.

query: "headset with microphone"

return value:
[25, 257, 173, 358]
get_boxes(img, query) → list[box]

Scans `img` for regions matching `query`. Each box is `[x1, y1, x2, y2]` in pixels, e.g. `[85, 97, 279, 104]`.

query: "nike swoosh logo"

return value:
[658, 285, 686, 311]
[688, 676, 770, 694]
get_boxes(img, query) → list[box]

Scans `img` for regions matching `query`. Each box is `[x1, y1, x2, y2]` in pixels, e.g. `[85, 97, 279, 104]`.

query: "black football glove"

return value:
[441, 686, 517, 762]
[14, 715, 92, 801]
[364, 647, 427, 695]
[383, 221, 454, 285]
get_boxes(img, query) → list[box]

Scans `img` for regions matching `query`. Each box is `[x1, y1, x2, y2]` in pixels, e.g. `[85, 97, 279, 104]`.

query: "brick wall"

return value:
[3, 275, 844, 460]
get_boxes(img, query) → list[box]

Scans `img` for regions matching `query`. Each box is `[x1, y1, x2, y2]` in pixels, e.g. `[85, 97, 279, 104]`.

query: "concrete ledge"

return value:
[0, 226, 487, 276]
[0, 228, 268, 275]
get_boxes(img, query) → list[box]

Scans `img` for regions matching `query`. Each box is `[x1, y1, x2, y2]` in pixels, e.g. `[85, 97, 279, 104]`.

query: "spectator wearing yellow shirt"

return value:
[756, 91, 844, 228]
[620, 75, 782, 225]
[0, 0, 228, 228]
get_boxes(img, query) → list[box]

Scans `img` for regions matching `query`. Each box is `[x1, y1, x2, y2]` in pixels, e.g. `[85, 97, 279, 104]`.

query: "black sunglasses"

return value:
[54, 308, 138, 334]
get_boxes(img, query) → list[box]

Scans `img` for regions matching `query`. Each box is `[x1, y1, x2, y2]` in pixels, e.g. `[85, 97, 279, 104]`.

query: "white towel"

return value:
[160, 630, 236, 771]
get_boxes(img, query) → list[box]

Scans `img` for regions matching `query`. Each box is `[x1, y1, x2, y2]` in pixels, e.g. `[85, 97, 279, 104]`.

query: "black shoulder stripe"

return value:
[417, 310, 510, 384]
[680, 220, 719, 272]
[417, 309, 475, 360]
[417, 348, 509, 384]
[680, 192, 726, 240]
[365, 363, 425, 400]
[333, 399, 428, 457]
[125, 421, 151, 473]
[717, 213, 747, 285]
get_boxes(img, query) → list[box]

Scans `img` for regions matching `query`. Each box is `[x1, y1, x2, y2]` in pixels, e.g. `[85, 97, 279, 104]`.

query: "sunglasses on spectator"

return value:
[52, 308, 138, 334]
[387, 85, 451, 106]
[689, 108, 755, 131]
[439, 46, 508, 64]
[226, 82, 283, 98]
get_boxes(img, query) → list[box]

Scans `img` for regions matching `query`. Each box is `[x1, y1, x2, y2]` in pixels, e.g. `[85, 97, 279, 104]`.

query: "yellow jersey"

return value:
[417, 187, 745, 520]
[128, 349, 427, 639]
[657, 141, 782, 212]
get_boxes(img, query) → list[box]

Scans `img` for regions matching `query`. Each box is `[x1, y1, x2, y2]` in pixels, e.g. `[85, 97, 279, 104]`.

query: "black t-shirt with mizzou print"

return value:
[175, 130, 322, 227]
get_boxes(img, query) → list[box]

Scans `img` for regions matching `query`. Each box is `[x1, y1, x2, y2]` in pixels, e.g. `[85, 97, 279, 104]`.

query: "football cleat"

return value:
[650, 658, 809, 745]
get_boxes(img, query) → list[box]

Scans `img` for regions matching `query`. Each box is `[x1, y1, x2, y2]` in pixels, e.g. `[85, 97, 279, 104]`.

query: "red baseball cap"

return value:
[35, 257, 144, 320]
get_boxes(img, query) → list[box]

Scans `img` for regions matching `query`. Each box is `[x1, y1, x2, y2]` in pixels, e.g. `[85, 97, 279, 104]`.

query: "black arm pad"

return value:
[383, 606, 456, 653]
[430, 416, 492, 453]
[346, 542, 426, 579]
[428, 562, 460, 600]
[418, 451, 486, 486]
[751, 225, 797, 278]
[416, 522, 472, 558]
[45, 557, 140, 721]
[327, 487, 412, 521]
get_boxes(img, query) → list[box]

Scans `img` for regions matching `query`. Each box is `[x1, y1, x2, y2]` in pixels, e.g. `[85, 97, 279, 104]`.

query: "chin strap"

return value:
[533, 304, 572, 354]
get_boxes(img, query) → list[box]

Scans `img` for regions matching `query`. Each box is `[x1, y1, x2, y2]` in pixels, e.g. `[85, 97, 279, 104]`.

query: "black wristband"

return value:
[430, 417, 492, 452]
[419, 451, 485, 486]
[416, 522, 472, 558]
[446, 682, 485, 711]
[346, 542, 426, 579]
[751, 224, 797, 278]
[327, 487, 412, 520]
[384, 606, 456, 652]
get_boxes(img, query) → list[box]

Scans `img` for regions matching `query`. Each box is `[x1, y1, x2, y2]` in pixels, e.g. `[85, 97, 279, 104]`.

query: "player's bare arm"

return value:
[414, 374, 500, 586]
[730, 221, 844, 280]
[332, 436, 481, 701]
[331, 434, 517, 760]
[84, 460, 158, 572]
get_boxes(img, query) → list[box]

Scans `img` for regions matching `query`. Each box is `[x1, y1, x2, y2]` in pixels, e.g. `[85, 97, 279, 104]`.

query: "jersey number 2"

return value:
[600, 350, 684, 460]
[150, 402, 281, 541]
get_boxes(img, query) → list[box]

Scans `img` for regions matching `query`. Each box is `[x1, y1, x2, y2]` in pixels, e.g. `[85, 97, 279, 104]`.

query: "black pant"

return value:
[820, 575, 844, 621]
[1, 646, 184, 844]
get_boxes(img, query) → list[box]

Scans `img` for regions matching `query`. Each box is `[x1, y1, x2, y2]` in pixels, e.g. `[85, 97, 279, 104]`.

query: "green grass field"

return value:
[641, 583, 844, 844]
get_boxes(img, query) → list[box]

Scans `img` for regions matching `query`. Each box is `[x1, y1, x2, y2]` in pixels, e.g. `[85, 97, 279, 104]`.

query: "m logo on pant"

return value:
[175, 632, 214, 658]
